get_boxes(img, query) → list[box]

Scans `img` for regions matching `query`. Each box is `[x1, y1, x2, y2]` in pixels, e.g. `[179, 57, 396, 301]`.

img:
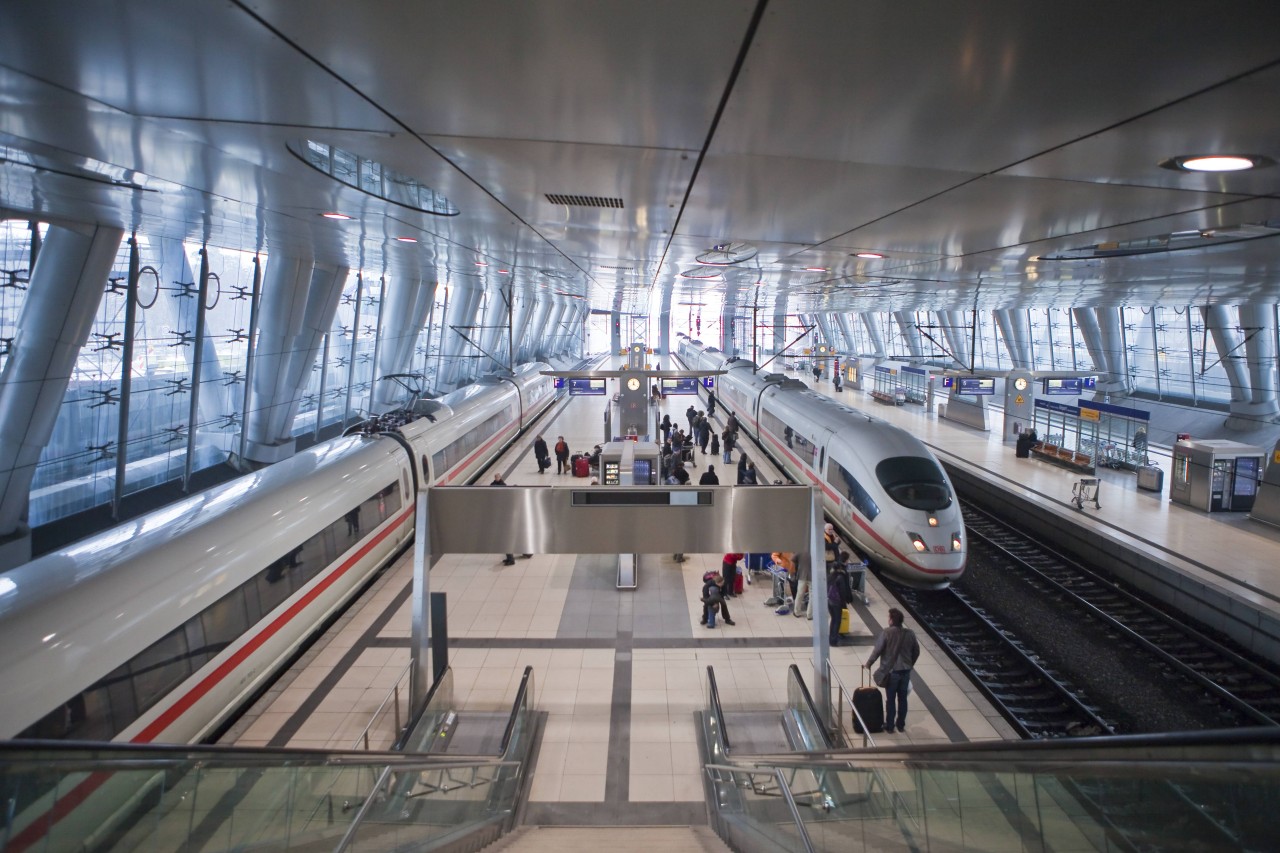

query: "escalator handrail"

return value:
[786, 664, 836, 750]
[704, 763, 816, 853]
[394, 664, 454, 752]
[707, 665, 731, 752]
[499, 666, 535, 757]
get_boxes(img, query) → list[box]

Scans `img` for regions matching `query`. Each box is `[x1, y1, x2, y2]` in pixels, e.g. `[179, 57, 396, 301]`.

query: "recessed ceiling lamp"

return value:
[320, 212, 351, 220]
[474, 261, 488, 267]
[804, 266, 827, 272]
[498, 269, 510, 274]
[395, 236, 418, 243]
[854, 251, 885, 259]
[1161, 154, 1273, 172]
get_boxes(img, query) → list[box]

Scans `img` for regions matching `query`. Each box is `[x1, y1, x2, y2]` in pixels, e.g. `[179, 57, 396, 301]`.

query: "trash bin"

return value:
[1137, 465, 1164, 493]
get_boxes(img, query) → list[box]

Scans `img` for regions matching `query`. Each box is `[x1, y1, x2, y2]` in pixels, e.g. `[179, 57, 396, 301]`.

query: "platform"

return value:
[223, 386, 1018, 826]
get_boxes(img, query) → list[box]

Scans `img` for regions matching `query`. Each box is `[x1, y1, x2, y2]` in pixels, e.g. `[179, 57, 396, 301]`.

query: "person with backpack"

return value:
[827, 551, 855, 646]
[532, 434, 550, 474]
[865, 608, 922, 733]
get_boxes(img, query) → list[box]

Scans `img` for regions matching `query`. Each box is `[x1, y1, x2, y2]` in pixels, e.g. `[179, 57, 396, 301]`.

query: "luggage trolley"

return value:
[1071, 477, 1101, 511]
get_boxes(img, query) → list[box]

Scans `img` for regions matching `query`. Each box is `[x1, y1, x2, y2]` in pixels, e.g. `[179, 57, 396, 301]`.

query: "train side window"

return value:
[421, 454, 430, 483]
[830, 460, 880, 521]
[200, 590, 251, 659]
[130, 627, 192, 715]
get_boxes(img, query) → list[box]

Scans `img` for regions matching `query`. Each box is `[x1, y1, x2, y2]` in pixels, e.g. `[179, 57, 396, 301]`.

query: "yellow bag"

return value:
[838, 607, 851, 635]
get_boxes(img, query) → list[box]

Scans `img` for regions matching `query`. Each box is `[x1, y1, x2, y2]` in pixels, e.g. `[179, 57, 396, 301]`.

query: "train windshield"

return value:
[875, 457, 952, 511]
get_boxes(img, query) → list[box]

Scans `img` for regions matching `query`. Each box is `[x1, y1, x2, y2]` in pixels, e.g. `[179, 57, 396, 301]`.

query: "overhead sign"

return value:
[553, 377, 565, 389]
[702, 377, 715, 389]
[568, 378, 606, 396]
[1043, 377, 1081, 396]
[957, 377, 995, 395]
[661, 377, 699, 395]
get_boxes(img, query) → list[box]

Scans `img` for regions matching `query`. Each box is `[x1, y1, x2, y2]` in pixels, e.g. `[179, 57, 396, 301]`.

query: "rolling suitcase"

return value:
[852, 668, 884, 734]
[734, 573, 744, 594]
[573, 456, 590, 477]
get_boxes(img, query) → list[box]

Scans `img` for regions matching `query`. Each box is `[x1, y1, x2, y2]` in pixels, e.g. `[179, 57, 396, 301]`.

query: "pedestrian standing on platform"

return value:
[823, 522, 841, 566]
[827, 552, 855, 646]
[865, 608, 921, 733]
[699, 465, 719, 485]
[686, 404, 698, 433]
[661, 414, 672, 443]
[533, 435, 550, 474]
[737, 453, 749, 484]
[707, 390, 717, 417]
[554, 436, 570, 474]
[697, 415, 710, 455]
[721, 552, 743, 598]
[722, 428, 735, 464]
[710, 432, 720, 458]
[491, 474, 516, 565]
[812, 363, 822, 384]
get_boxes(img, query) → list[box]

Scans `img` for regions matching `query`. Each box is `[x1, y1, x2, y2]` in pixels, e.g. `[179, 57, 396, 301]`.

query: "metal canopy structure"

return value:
[410, 484, 832, 720]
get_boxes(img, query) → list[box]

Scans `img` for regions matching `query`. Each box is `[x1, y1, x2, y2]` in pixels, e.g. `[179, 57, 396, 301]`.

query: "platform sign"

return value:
[903, 366, 927, 376]
[1035, 398, 1079, 416]
[942, 376, 953, 388]
[1043, 377, 1081, 396]
[702, 377, 715, 389]
[568, 378, 606, 396]
[957, 377, 995, 395]
[661, 377, 699, 395]
[553, 377, 564, 389]
[1083, 376, 1096, 389]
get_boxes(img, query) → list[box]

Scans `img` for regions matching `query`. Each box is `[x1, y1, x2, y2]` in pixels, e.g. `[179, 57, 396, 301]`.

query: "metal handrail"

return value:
[704, 763, 816, 853]
[707, 665, 731, 752]
[499, 666, 535, 756]
[394, 665, 454, 752]
[786, 664, 836, 750]
[352, 661, 412, 750]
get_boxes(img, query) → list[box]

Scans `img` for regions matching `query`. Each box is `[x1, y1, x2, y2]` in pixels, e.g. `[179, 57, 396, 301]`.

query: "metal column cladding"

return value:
[425, 485, 814, 556]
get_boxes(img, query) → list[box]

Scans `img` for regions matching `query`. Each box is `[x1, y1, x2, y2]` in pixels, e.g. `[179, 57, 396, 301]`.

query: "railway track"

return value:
[887, 578, 1116, 739]
[960, 502, 1280, 730]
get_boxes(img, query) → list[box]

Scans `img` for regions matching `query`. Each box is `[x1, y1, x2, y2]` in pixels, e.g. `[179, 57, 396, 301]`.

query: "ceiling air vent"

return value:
[545, 193, 624, 209]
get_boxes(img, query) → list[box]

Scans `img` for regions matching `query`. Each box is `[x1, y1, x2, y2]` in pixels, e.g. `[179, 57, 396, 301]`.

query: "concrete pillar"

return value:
[244, 258, 348, 461]
[1201, 304, 1253, 422]
[1236, 304, 1280, 425]
[521, 295, 552, 362]
[477, 284, 509, 370]
[772, 300, 788, 356]
[1073, 306, 1129, 398]
[860, 312, 886, 360]
[994, 308, 1032, 368]
[439, 282, 482, 386]
[659, 286, 673, 361]
[893, 311, 924, 360]
[373, 275, 436, 411]
[941, 310, 970, 368]
[834, 314, 855, 353]
[0, 222, 122, 557]
[510, 283, 534, 364]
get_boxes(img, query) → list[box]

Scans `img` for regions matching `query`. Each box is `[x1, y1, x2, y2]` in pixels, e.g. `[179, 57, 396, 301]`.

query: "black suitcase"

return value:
[853, 681, 884, 734]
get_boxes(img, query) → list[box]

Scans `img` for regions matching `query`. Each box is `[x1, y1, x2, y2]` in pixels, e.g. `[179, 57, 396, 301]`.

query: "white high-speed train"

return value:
[0, 363, 557, 747]
[677, 336, 966, 588]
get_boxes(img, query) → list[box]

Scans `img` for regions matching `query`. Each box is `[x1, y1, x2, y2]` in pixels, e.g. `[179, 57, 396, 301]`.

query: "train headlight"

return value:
[952, 531, 963, 551]
[928, 516, 938, 527]
[908, 532, 927, 553]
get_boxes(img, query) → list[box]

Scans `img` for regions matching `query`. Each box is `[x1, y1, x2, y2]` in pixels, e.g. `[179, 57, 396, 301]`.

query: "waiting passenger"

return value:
[491, 474, 515, 565]
[699, 465, 719, 485]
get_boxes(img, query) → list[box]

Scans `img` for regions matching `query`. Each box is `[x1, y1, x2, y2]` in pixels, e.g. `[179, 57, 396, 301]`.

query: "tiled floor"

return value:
[225, 388, 1016, 825]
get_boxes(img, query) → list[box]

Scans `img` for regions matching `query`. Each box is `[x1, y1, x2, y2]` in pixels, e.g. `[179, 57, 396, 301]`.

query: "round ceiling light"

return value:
[1161, 154, 1273, 172]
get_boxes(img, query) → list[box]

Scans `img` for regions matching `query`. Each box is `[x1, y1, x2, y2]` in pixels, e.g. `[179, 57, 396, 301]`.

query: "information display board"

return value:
[661, 377, 699, 395]
[568, 378, 606, 396]
[1043, 377, 1082, 396]
[957, 377, 995, 395]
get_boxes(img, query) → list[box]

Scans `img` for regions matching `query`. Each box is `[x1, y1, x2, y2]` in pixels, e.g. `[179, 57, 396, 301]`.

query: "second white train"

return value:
[677, 336, 966, 587]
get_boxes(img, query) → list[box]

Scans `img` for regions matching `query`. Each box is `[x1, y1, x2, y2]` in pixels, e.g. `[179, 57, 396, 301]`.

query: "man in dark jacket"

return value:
[532, 435, 550, 474]
[865, 608, 922, 733]
[827, 552, 855, 646]
[698, 465, 719, 485]
[706, 390, 717, 417]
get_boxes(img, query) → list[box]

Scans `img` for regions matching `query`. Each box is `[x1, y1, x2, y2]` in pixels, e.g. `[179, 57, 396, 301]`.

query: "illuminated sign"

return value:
[957, 377, 995, 395]
[661, 378, 699, 395]
[942, 376, 953, 388]
[568, 378, 606, 396]
[553, 377, 565, 389]
[1043, 378, 1082, 396]
[702, 377, 715, 389]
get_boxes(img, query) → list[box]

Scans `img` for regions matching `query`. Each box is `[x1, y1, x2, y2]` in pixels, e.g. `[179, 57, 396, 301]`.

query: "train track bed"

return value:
[950, 502, 1280, 733]
[886, 577, 1115, 739]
